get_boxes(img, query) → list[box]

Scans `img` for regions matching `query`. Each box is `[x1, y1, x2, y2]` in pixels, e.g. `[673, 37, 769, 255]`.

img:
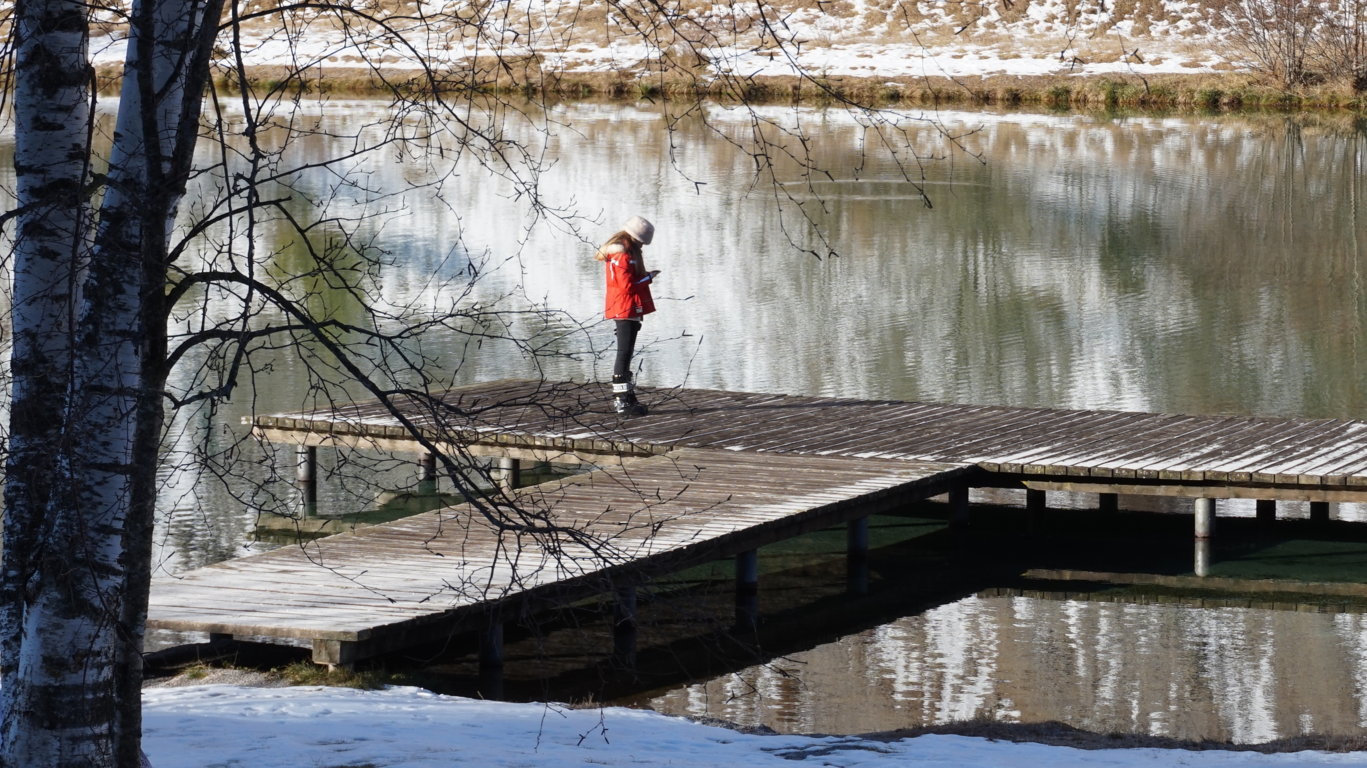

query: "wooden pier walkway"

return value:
[148, 448, 967, 665]
[253, 379, 1367, 501]
[150, 379, 1367, 666]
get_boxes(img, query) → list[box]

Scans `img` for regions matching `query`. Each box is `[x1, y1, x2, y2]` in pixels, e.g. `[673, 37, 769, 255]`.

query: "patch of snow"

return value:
[140, 684, 1367, 768]
[85, 2, 1238, 80]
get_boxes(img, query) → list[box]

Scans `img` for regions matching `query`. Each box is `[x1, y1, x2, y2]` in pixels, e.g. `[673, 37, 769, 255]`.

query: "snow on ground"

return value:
[88, 0, 1239, 80]
[141, 684, 1367, 768]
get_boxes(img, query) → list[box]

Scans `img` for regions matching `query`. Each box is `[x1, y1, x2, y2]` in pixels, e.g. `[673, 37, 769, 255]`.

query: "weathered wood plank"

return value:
[820, 404, 1024, 460]
[202, 380, 1367, 664]
[1009, 411, 1189, 476]
[1122, 416, 1274, 480]
[150, 447, 969, 657]
[1195, 420, 1351, 482]
[255, 378, 1367, 490]
[1071, 415, 1214, 478]
[951, 409, 1123, 470]
[992, 412, 1165, 475]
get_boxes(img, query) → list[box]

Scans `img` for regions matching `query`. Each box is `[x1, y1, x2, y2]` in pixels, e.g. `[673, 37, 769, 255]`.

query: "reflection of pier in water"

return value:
[148, 380, 1367, 671]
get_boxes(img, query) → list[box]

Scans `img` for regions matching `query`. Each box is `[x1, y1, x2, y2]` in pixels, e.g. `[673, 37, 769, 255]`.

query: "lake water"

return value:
[642, 592, 1367, 743]
[14, 100, 1367, 742]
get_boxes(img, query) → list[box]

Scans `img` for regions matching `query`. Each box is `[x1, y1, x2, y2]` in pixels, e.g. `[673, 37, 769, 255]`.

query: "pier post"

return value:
[1310, 501, 1331, 524]
[847, 517, 870, 596]
[950, 486, 970, 527]
[1026, 489, 1045, 531]
[1099, 493, 1118, 514]
[311, 638, 360, 669]
[478, 619, 505, 699]
[419, 452, 438, 494]
[494, 457, 522, 491]
[1256, 499, 1277, 528]
[1194, 539, 1212, 577]
[735, 549, 759, 633]
[296, 446, 318, 510]
[613, 584, 638, 669]
[1194, 498, 1216, 540]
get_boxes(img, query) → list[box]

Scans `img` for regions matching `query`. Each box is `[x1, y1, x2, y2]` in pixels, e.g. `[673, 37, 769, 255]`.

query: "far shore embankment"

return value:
[90, 61, 1367, 115]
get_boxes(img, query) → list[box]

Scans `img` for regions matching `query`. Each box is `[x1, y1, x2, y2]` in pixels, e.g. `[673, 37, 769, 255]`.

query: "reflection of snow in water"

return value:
[649, 595, 1367, 744]
[864, 597, 1004, 723]
[1335, 614, 1367, 728]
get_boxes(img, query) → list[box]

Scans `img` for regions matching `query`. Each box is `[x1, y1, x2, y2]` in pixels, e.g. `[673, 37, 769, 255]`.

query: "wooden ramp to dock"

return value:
[149, 448, 969, 665]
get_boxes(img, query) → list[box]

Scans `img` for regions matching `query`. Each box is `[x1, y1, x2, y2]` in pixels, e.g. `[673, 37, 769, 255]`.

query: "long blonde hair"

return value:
[594, 230, 646, 274]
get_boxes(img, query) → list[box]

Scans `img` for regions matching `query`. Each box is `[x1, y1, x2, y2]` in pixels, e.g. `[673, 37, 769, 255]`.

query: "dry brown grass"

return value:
[173, 62, 1367, 113]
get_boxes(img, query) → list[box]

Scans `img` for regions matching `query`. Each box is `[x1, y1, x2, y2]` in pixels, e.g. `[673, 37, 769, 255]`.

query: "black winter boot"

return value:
[611, 374, 647, 417]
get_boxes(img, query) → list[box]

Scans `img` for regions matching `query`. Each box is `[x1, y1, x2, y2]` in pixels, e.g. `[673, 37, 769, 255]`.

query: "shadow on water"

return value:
[376, 508, 989, 701]
[376, 502, 1367, 702]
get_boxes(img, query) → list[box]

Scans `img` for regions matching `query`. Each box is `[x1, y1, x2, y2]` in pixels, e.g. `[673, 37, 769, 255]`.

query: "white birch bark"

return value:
[3, 0, 222, 764]
[1, 0, 93, 762]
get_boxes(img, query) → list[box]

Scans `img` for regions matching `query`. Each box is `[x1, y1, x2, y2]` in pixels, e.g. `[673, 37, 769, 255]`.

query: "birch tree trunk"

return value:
[3, 0, 221, 764]
[1, 0, 93, 761]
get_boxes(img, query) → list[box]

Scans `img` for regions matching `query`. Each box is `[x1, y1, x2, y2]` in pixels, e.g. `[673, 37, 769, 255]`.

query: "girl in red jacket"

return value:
[595, 215, 659, 417]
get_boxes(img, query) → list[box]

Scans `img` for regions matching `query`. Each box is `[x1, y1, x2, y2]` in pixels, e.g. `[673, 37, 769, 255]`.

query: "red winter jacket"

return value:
[599, 240, 655, 320]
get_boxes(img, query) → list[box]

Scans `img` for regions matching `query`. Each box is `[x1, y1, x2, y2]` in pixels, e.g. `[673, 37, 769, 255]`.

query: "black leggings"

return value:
[613, 319, 641, 379]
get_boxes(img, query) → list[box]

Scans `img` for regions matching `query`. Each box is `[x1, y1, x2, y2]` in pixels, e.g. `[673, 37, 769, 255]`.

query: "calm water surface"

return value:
[14, 102, 1367, 741]
[644, 595, 1367, 743]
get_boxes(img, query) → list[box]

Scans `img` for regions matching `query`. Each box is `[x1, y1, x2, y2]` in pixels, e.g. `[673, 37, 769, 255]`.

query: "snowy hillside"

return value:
[86, 0, 1239, 82]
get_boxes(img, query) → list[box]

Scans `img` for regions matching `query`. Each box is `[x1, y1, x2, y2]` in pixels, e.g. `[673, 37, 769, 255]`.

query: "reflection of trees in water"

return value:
[651, 595, 1367, 743]
[738, 112, 1367, 418]
[160, 105, 1367, 420]
[9, 107, 1365, 417]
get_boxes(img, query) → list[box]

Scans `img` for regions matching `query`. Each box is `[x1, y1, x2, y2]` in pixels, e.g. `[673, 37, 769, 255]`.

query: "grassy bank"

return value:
[177, 61, 1367, 114]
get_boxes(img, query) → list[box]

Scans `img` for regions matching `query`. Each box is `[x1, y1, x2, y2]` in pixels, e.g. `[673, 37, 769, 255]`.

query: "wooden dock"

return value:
[254, 379, 1367, 502]
[148, 447, 968, 665]
[150, 379, 1367, 666]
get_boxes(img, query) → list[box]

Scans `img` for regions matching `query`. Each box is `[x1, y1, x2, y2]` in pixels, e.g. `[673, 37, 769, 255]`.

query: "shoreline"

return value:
[89, 62, 1367, 114]
[243, 69, 1367, 113]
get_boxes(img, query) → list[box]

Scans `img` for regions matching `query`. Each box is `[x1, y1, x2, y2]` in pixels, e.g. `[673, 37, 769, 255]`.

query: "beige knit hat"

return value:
[623, 215, 654, 245]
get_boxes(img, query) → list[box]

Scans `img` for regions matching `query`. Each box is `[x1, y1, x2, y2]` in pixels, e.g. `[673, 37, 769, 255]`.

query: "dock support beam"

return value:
[296, 446, 318, 508]
[420, 453, 438, 494]
[1099, 493, 1118, 514]
[494, 457, 522, 491]
[479, 619, 505, 699]
[735, 549, 759, 633]
[1194, 498, 1216, 540]
[1311, 501, 1331, 524]
[312, 638, 360, 670]
[950, 486, 970, 527]
[1194, 540, 1212, 577]
[847, 517, 870, 596]
[1256, 499, 1277, 527]
[1026, 489, 1045, 531]
[613, 584, 638, 669]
